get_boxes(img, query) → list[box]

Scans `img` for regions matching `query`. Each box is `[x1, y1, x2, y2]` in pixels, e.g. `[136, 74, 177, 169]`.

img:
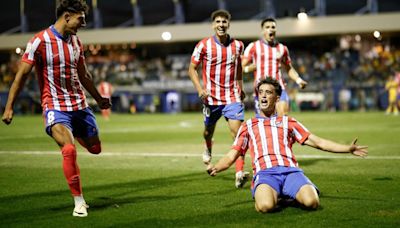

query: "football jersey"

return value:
[243, 40, 291, 90]
[22, 25, 88, 112]
[98, 81, 113, 98]
[232, 115, 310, 174]
[191, 36, 243, 105]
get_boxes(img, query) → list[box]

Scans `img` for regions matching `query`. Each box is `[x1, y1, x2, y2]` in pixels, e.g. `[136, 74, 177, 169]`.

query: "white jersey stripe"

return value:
[215, 43, 222, 105]
[258, 119, 272, 168]
[70, 37, 83, 110]
[225, 44, 232, 104]
[43, 31, 60, 110]
[283, 116, 296, 167]
[205, 38, 213, 105]
[56, 39, 73, 111]
[270, 117, 285, 166]
[248, 120, 261, 172]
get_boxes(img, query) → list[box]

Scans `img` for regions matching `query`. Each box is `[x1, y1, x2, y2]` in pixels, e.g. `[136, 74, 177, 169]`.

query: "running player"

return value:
[242, 18, 307, 115]
[188, 9, 249, 188]
[2, 0, 111, 217]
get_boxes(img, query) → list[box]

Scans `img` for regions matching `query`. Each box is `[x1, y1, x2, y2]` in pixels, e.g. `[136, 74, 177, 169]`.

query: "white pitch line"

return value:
[0, 151, 398, 160]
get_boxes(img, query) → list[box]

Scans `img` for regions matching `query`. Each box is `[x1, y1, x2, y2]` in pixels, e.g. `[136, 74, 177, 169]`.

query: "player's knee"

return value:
[255, 201, 276, 213]
[88, 143, 102, 154]
[301, 197, 319, 210]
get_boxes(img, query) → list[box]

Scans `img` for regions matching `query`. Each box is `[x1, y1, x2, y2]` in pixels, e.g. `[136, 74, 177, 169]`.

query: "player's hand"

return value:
[198, 90, 210, 102]
[297, 79, 308, 89]
[2, 109, 14, 125]
[206, 164, 217, 176]
[349, 138, 368, 158]
[97, 97, 112, 109]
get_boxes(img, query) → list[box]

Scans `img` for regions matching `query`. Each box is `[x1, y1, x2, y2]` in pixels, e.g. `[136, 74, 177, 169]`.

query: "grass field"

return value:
[0, 111, 399, 227]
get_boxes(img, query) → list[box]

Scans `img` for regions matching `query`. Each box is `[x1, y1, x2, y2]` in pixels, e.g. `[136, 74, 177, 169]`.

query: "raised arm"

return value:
[207, 149, 241, 176]
[284, 61, 307, 89]
[304, 134, 368, 157]
[2, 62, 34, 125]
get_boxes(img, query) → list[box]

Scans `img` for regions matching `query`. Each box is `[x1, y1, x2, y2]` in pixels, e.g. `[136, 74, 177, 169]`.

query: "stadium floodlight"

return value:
[297, 12, 308, 21]
[15, 47, 22, 54]
[161, 31, 172, 41]
[373, 30, 381, 39]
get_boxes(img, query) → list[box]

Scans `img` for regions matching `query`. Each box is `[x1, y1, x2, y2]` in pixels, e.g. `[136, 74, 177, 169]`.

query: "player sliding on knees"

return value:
[206, 77, 368, 213]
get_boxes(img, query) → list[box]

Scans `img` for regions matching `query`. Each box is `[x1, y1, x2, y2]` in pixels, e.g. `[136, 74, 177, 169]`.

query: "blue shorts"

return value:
[44, 108, 99, 138]
[254, 90, 289, 114]
[203, 102, 244, 126]
[251, 166, 319, 199]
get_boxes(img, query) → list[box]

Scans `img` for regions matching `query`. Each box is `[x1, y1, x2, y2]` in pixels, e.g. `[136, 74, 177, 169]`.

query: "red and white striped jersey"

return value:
[191, 36, 243, 105]
[98, 81, 113, 98]
[22, 26, 88, 112]
[232, 115, 310, 174]
[243, 40, 291, 90]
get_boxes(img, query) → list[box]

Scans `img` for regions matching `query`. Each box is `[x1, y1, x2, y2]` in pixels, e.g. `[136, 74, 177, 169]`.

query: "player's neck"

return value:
[53, 21, 67, 37]
[215, 34, 230, 46]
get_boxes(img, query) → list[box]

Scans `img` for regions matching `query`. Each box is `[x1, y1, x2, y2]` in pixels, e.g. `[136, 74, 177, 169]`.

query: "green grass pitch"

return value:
[0, 111, 399, 227]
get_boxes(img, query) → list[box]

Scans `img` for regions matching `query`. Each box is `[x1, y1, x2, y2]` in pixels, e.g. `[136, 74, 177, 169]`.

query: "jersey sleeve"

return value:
[243, 42, 255, 62]
[191, 40, 205, 66]
[289, 117, 310, 144]
[22, 36, 42, 65]
[232, 122, 250, 155]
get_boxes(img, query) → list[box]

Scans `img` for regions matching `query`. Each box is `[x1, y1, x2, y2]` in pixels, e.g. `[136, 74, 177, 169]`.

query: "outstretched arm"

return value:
[77, 61, 111, 110]
[207, 149, 241, 176]
[2, 62, 33, 125]
[304, 134, 368, 157]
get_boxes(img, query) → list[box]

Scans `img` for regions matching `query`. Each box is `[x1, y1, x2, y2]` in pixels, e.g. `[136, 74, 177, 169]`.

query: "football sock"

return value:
[74, 195, 86, 206]
[205, 139, 213, 152]
[61, 144, 82, 196]
[235, 156, 245, 173]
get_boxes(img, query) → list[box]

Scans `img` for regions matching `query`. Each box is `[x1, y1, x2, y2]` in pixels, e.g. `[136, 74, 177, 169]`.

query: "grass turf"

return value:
[0, 111, 399, 227]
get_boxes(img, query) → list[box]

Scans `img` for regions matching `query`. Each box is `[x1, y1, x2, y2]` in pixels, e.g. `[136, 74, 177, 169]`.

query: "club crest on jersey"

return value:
[73, 48, 80, 62]
[276, 51, 283, 59]
[272, 121, 283, 127]
[231, 54, 237, 63]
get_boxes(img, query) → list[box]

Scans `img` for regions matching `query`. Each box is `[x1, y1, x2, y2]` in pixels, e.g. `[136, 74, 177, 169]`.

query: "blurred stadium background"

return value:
[0, 0, 400, 115]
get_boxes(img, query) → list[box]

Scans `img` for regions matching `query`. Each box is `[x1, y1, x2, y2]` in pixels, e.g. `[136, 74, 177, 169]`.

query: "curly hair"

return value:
[56, 0, 89, 18]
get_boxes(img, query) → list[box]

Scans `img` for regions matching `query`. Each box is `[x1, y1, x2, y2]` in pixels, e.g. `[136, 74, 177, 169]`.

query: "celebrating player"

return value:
[2, 0, 111, 217]
[242, 18, 307, 115]
[207, 78, 368, 213]
[188, 9, 249, 188]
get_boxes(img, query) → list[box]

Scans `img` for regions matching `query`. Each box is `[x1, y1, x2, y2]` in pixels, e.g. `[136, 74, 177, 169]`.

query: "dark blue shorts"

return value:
[44, 108, 99, 138]
[251, 166, 319, 199]
[202, 102, 244, 126]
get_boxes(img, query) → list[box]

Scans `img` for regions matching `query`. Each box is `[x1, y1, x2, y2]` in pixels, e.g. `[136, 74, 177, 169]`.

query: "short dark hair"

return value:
[256, 77, 282, 96]
[261, 17, 276, 28]
[211, 9, 231, 21]
[56, 0, 89, 19]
